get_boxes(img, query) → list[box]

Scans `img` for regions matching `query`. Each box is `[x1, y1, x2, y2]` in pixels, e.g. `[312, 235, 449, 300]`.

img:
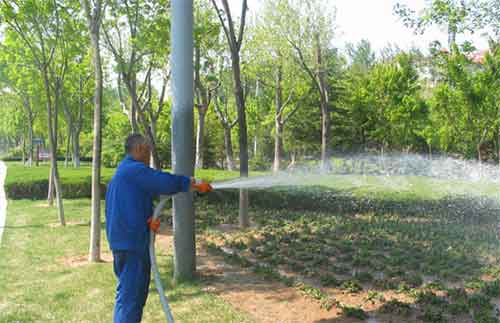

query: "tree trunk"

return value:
[230, 51, 249, 228]
[320, 96, 331, 171]
[64, 129, 71, 168]
[223, 126, 235, 171]
[35, 144, 40, 167]
[316, 33, 331, 172]
[42, 67, 65, 225]
[149, 120, 161, 170]
[273, 120, 283, 173]
[287, 151, 296, 170]
[81, 0, 104, 262]
[128, 75, 140, 133]
[88, 15, 104, 262]
[22, 97, 34, 167]
[21, 135, 26, 165]
[27, 113, 34, 167]
[72, 128, 81, 168]
[273, 66, 283, 173]
[253, 136, 258, 158]
[195, 109, 206, 169]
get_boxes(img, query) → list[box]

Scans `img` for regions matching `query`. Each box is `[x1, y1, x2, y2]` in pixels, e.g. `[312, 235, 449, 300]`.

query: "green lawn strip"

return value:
[0, 199, 252, 323]
[4, 162, 244, 186]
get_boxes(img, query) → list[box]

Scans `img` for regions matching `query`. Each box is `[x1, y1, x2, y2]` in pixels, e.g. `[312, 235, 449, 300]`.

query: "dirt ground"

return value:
[156, 229, 355, 323]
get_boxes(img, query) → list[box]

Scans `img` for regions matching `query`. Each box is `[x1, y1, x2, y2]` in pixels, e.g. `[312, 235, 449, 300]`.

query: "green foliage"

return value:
[340, 305, 368, 320]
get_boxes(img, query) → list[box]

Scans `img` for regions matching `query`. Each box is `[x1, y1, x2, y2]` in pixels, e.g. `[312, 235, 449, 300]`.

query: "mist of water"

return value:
[211, 153, 500, 199]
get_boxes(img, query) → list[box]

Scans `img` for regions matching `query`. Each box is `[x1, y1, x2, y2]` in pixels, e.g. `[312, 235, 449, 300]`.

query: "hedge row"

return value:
[206, 187, 500, 219]
[5, 180, 107, 200]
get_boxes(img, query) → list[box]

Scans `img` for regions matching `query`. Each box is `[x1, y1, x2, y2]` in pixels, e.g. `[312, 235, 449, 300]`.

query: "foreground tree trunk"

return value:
[81, 0, 104, 263]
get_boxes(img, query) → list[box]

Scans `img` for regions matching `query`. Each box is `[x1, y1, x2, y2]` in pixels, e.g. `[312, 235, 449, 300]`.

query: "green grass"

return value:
[0, 199, 252, 323]
[4, 161, 243, 186]
[297, 173, 500, 200]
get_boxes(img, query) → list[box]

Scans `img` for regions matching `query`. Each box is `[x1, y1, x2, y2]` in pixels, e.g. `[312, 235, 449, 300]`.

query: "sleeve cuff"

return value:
[180, 176, 191, 192]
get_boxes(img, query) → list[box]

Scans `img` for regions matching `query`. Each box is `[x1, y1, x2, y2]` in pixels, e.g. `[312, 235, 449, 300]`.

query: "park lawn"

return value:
[302, 174, 500, 200]
[4, 162, 244, 186]
[0, 199, 253, 323]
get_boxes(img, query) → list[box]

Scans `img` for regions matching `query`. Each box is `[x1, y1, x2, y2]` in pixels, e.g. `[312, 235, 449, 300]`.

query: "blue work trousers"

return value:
[112, 250, 151, 323]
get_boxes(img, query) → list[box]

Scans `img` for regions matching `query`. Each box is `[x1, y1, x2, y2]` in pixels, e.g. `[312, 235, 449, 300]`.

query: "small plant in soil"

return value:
[482, 279, 500, 297]
[354, 271, 373, 283]
[415, 290, 447, 306]
[418, 308, 447, 323]
[404, 273, 423, 287]
[341, 279, 363, 293]
[365, 290, 385, 304]
[320, 273, 340, 287]
[380, 299, 412, 316]
[340, 305, 368, 320]
[468, 293, 493, 313]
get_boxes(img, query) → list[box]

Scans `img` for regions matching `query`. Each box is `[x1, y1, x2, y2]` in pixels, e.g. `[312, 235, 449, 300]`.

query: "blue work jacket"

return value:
[105, 155, 191, 253]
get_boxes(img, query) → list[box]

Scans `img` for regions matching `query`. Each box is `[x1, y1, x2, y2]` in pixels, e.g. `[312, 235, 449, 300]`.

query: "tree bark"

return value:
[273, 121, 284, 173]
[81, 0, 104, 262]
[22, 97, 34, 167]
[42, 65, 65, 225]
[72, 128, 81, 168]
[230, 50, 250, 227]
[212, 0, 249, 228]
[316, 33, 331, 172]
[130, 76, 140, 133]
[21, 135, 26, 165]
[195, 109, 207, 169]
[223, 126, 235, 171]
[64, 129, 71, 168]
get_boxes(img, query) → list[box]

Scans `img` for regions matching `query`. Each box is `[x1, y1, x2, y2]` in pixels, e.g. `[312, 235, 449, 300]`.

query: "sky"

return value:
[231, 0, 491, 54]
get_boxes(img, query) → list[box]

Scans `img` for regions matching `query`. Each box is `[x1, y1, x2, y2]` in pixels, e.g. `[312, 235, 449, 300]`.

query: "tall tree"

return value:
[194, 0, 220, 169]
[211, 0, 250, 227]
[272, 0, 336, 171]
[80, 0, 104, 263]
[102, 0, 169, 169]
[1, 0, 68, 225]
[394, 0, 497, 50]
[0, 41, 41, 167]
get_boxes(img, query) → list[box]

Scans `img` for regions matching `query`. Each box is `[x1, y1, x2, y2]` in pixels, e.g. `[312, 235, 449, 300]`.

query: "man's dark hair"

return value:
[125, 133, 149, 153]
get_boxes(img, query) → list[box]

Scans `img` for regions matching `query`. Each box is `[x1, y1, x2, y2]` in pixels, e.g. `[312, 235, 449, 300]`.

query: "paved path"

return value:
[0, 161, 6, 244]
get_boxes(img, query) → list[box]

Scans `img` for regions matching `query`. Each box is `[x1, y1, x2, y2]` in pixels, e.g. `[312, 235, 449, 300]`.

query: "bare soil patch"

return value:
[58, 252, 113, 268]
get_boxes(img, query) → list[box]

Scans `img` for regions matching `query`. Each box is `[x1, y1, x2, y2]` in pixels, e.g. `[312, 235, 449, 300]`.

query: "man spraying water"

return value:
[105, 134, 211, 323]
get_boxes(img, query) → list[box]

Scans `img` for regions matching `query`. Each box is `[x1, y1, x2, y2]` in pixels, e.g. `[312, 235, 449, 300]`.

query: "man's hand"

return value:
[147, 217, 161, 233]
[192, 180, 213, 193]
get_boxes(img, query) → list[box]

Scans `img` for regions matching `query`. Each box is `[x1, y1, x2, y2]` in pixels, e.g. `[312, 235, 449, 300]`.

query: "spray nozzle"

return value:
[192, 179, 213, 193]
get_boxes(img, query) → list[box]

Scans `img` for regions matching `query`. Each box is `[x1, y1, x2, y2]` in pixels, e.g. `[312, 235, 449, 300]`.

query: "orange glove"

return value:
[147, 217, 161, 233]
[192, 181, 213, 193]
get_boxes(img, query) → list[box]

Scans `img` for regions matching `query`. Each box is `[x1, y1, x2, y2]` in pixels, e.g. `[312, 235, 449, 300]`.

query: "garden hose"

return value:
[149, 182, 213, 322]
[150, 197, 175, 323]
